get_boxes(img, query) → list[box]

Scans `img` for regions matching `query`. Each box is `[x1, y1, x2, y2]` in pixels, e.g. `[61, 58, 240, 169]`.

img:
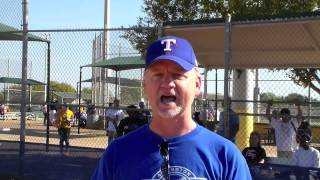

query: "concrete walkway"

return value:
[0, 141, 105, 180]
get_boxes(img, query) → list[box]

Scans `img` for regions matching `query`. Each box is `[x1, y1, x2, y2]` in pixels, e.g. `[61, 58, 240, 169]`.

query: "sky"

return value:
[21, 0, 146, 92]
[0, 0, 145, 93]
[28, 0, 144, 29]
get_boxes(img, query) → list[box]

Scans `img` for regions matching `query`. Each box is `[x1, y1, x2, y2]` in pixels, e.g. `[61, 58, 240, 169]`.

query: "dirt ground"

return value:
[0, 118, 107, 149]
[0, 118, 280, 157]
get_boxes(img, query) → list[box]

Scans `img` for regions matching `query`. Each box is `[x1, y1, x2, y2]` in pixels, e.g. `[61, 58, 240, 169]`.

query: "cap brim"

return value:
[149, 55, 195, 71]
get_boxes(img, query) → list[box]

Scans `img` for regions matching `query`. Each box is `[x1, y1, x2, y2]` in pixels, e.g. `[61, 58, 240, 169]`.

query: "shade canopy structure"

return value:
[81, 56, 145, 100]
[163, 11, 320, 69]
[0, 22, 53, 151]
[82, 56, 145, 71]
[52, 92, 91, 104]
[82, 77, 141, 87]
[0, 22, 48, 42]
[0, 77, 46, 86]
[0, 77, 46, 112]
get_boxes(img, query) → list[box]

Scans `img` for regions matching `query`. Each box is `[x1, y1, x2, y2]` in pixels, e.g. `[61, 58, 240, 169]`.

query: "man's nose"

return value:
[160, 74, 175, 88]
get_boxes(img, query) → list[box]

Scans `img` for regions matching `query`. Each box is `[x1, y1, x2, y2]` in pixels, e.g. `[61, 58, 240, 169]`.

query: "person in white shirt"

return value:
[293, 125, 320, 168]
[266, 100, 303, 158]
[105, 99, 125, 146]
[42, 103, 48, 125]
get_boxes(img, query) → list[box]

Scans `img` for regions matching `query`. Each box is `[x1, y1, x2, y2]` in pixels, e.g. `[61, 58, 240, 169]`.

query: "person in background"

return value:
[0, 102, 4, 116]
[216, 97, 240, 143]
[293, 122, 320, 168]
[117, 105, 148, 137]
[138, 100, 151, 122]
[42, 103, 48, 125]
[104, 102, 113, 134]
[208, 104, 220, 122]
[49, 98, 58, 126]
[105, 99, 125, 145]
[54, 104, 74, 153]
[92, 36, 251, 179]
[78, 107, 87, 128]
[242, 131, 266, 166]
[193, 111, 205, 126]
[266, 100, 303, 158]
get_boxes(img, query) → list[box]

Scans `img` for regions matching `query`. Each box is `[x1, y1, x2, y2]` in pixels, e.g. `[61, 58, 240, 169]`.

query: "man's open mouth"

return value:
[161, 95, 176, 104]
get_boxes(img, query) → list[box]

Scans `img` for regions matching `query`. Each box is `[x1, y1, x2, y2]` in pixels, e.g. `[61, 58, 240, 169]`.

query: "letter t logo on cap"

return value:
[161, 39, 176, 52]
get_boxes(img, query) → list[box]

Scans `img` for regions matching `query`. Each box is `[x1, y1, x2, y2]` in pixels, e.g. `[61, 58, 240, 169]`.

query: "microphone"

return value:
[159, 141, 170, 180]
[160, 141, 169, 157]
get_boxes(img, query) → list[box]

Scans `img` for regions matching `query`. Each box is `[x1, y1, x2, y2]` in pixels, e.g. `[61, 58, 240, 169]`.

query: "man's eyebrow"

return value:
[146, 67, 163, 73]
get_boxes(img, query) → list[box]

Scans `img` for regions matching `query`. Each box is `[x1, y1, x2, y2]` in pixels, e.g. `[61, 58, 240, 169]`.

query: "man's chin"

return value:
[157, 108, 183, 119]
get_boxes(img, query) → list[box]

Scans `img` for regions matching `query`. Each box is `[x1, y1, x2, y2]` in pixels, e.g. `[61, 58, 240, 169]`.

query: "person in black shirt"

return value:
[242, 132, 266, 166]
[117, 105, 148, 137]
[193, 111, 205, 126]
[138, 101, 151, 122]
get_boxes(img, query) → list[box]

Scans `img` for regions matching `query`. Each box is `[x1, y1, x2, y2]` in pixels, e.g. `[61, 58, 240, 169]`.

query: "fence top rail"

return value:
[2, 27, 156, 33]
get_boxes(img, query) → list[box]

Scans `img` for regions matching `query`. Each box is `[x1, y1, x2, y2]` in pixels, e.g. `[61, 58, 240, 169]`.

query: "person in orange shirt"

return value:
[54, 104, 74, 153]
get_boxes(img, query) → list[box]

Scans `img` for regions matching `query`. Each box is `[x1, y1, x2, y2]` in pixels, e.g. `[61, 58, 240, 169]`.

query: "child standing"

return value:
[293, 122, 320, 168]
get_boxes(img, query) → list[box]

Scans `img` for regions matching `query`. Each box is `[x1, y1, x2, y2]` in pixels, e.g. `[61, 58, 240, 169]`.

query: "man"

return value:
[42, 103, 48, 125]
[49, 98, 58, 126]
[216, 97, 240, 143]
[0, 102, 4, 116]
[266, 100, 303, 158]
[105, 99, 125, 145]
[92, 36, 251, 179]
[117, 105, 148, 137]
[138, 100, 151, 122]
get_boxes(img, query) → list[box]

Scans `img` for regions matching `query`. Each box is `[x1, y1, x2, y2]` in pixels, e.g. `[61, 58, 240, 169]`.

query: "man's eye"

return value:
[152, 73, 163, 77]
[173, 73, 185, 79]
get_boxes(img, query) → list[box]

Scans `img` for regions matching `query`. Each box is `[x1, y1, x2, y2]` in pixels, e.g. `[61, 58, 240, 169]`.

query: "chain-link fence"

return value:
[1, 3, 320, 178]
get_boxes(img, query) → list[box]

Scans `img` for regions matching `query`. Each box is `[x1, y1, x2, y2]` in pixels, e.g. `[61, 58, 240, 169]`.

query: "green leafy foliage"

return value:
[50, 81, 76, 93]
[120, 87, 143, 105]
[82, 87, 92, 94]
[288, 69, 320, 95]
[260, 92, 283, 102]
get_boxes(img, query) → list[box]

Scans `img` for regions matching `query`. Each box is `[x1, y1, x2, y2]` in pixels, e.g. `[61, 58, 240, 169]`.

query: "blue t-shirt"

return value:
[92, 124, 251, 180]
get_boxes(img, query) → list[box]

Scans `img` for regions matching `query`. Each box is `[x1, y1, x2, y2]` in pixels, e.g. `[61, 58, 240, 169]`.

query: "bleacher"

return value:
[0, 112, 18, 120]
[0, 112, 36, 121]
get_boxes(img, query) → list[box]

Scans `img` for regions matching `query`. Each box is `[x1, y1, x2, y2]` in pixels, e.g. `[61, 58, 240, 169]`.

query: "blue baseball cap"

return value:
[145, 36, 198, 71]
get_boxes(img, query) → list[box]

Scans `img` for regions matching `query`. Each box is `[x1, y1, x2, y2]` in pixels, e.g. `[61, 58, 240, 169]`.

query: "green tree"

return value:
[50, 81, 76, 93]
[287, 69, 320, 94]
[123, 0, 212, 55]
[120, 87, 142, 105]
[32, 84, 44, 91]
[124, 0, 320, 93]
[0, 91, 4, 103]
[25, 81, 77, 93]
[284, 93, 308, 103]
[260, 92, 283, 101]
[82, 87, 92, 94]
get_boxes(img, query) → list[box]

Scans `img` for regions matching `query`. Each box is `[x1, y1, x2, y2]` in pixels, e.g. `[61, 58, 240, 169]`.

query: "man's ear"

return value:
[195, 75, 202, 97]
[143, 79, 146, 92]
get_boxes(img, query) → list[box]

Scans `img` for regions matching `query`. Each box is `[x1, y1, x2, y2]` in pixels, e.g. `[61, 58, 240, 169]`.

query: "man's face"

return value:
[114, 100, 119, 108]
[249, 134, 260, 147]
[128, 109, 138, 118]
[139, 102, 145, 109]
[143, 60, 201, 119]
[280, 113, 290, 122]
[61, 105, 67, 111]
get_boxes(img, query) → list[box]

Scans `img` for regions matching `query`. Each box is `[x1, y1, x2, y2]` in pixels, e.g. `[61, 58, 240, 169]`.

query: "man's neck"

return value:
[149, 115, 196, 139]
